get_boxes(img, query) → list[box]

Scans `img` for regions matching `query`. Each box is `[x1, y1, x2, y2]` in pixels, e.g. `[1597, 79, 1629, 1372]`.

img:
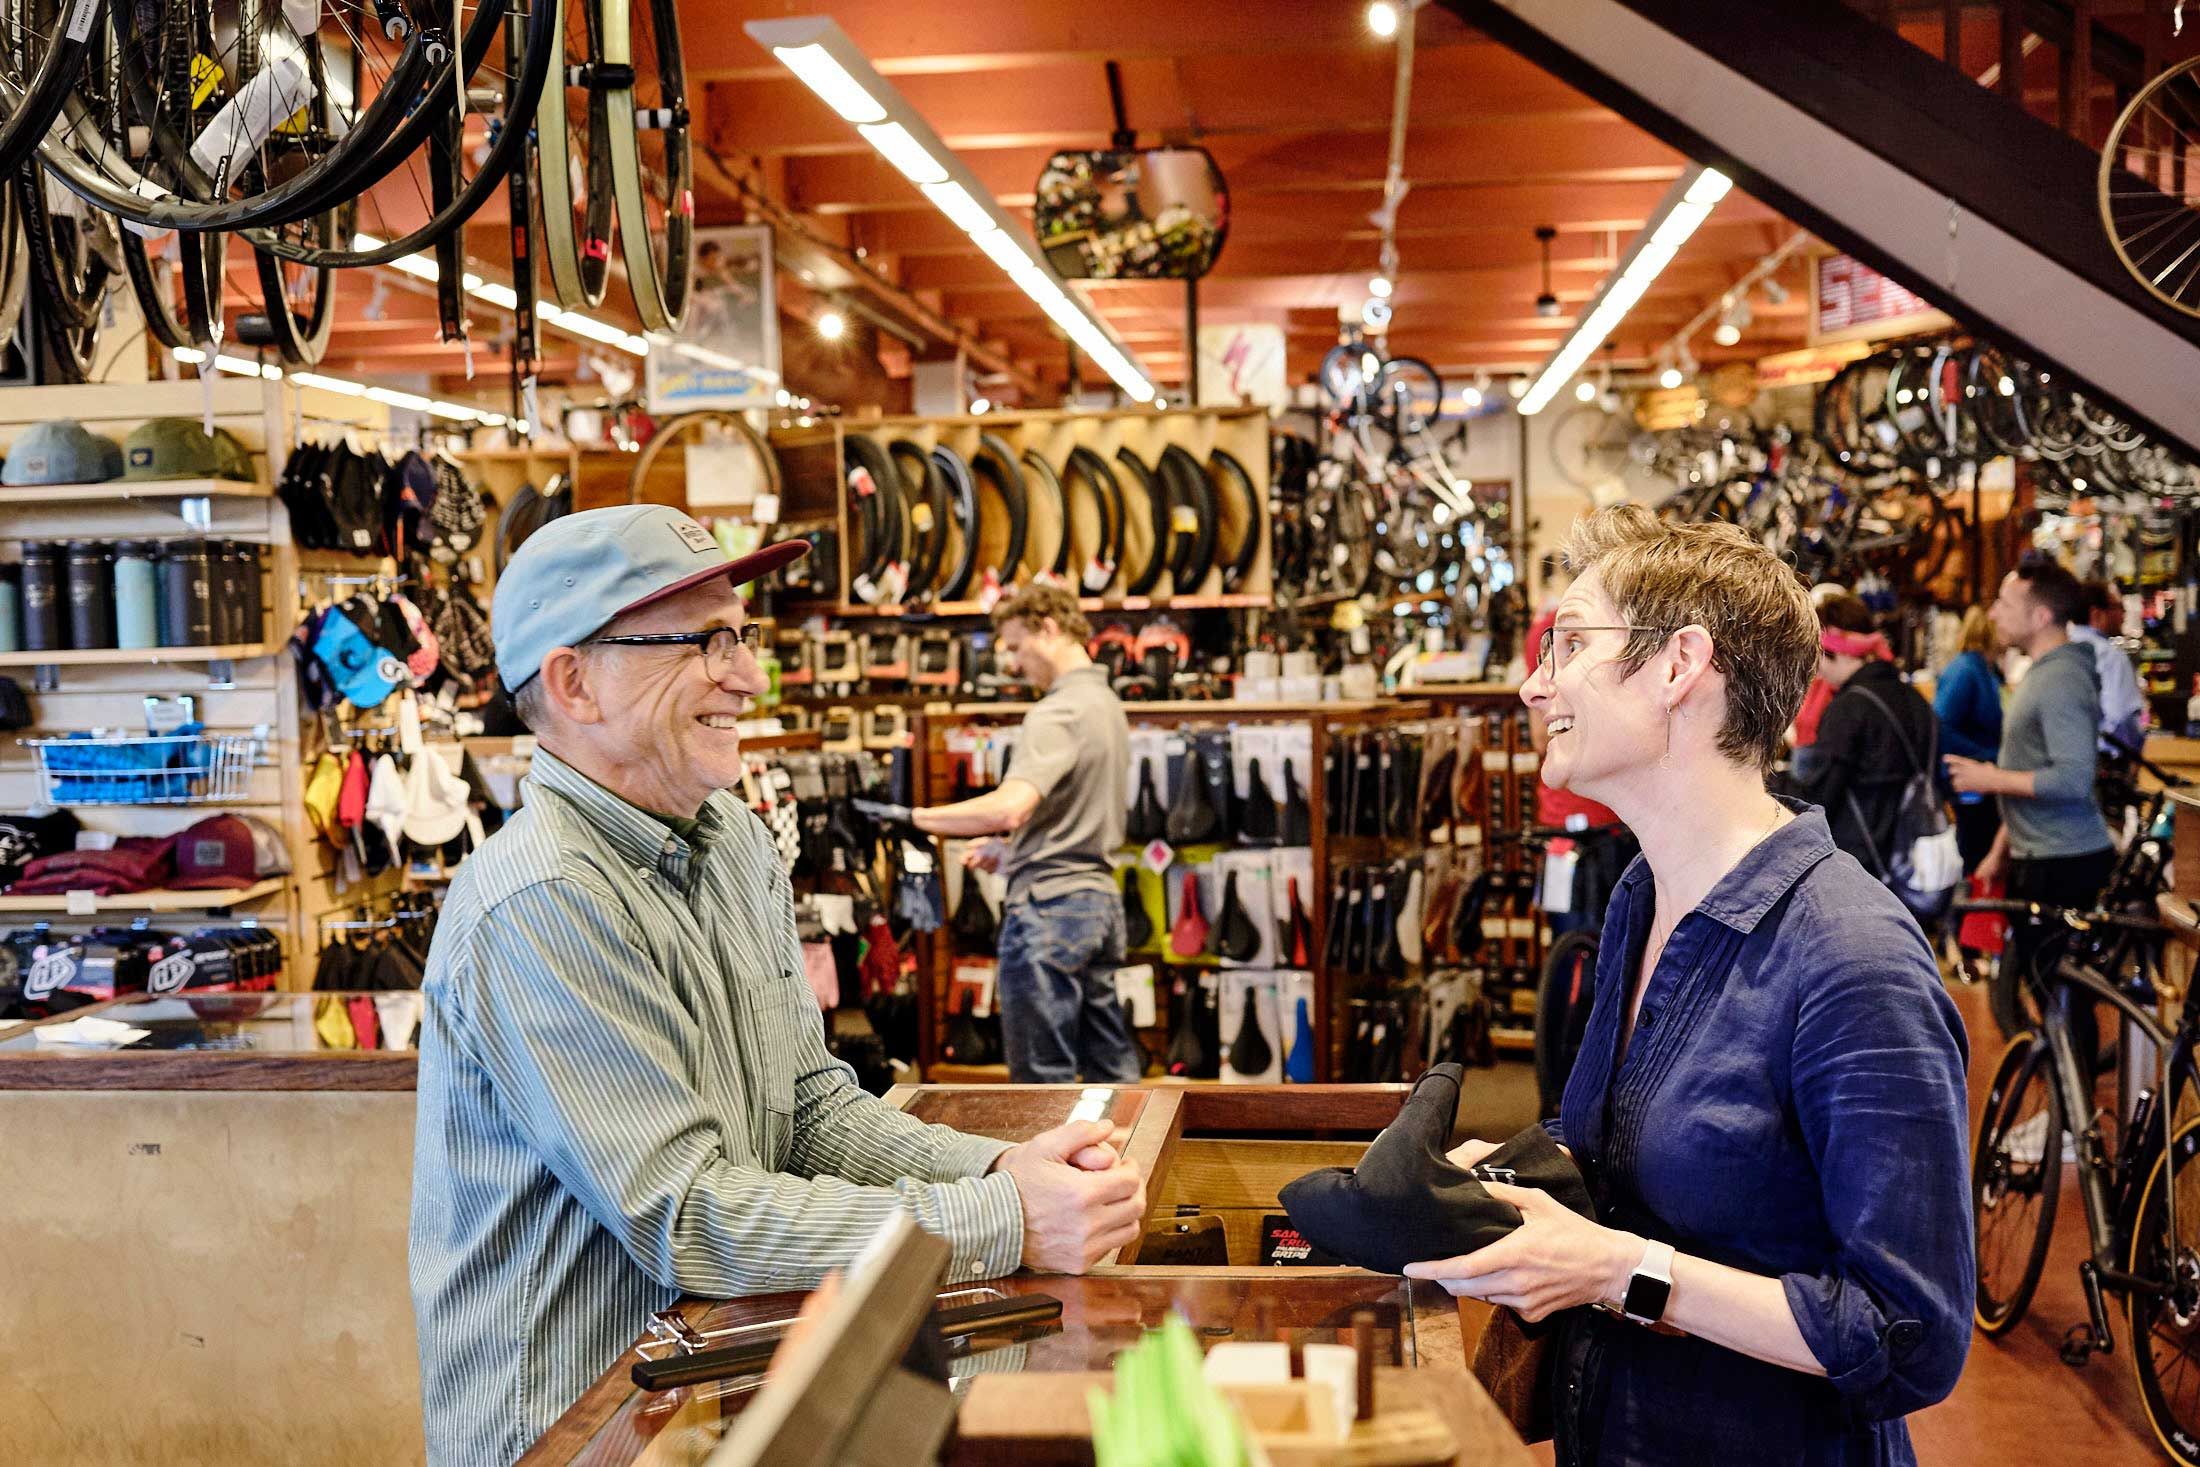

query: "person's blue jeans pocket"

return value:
[996, 887, 1142, 1084]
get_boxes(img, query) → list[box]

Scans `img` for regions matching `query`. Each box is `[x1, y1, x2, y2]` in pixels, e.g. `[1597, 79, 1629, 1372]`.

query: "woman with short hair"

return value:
[1408, 505, 1971, 1466]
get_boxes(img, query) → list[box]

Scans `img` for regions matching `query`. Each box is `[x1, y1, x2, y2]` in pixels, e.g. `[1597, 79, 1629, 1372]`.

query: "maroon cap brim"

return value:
[168, 872, 258, 890]
[613, 539, 811, 619]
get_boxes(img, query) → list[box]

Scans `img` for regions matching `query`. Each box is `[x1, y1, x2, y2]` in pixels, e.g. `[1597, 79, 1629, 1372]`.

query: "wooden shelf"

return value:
[0, 479, 269, 504]
[784, 592, 1272, 620]
[0, 876, 285, 913]
[741, 729, 823, 752]
[0, 642, 281, 668]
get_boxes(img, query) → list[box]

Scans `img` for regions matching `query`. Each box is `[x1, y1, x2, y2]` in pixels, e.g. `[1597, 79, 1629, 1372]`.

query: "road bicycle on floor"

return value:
[1967, 889, 2200, 1463]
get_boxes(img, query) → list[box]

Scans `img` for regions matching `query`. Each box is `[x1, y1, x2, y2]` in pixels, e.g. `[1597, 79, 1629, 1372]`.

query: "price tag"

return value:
[902, 842, 937, 875]
[1541, 846, 1578, 914]
[1141, 839, 1175, 873]
[1112, 965, 1157, 1027]
[64, 889, 96, 916]
[910, 503, 935, 533]
[848, 465, 877, 498]
[751, 492, 781, 524]
[1170, 504, 1199, 534]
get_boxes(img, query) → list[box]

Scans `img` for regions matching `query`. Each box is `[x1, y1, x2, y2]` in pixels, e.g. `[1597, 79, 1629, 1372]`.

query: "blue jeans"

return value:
[997, 887, 1142, 1084]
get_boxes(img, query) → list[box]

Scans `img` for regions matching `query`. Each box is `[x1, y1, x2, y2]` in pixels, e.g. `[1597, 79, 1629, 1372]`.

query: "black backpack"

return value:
[1843, 685, 1962, 921]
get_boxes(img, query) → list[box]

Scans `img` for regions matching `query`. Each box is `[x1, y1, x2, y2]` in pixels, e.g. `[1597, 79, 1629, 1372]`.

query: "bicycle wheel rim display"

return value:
[2100, 55, 2200, 320]
[1972, 1032, 2062, 1335]
[2128, 1116, 2200, 1463]
[536, 0, 613, 311]
[604, 0, 692, 332]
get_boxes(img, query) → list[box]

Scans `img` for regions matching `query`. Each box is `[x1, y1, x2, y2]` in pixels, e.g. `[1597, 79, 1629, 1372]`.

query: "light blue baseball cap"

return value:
[491, 504, 807, 690]
[4, 420, 123, 486]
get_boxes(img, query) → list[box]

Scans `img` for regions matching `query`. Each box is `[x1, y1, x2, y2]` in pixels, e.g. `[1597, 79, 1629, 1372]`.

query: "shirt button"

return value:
[1888, 1320, 1924, 1354]
[1639, 1009, 1658, 1030]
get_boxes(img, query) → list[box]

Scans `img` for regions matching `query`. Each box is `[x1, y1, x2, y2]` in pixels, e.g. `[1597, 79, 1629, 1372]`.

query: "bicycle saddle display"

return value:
[1121, 867, 1154, 949]
[1227, 983, 1273, 1076]
[1126, 758, 1167, 844]
[1169, 870, 1210, 958]
[1210, 870, 1262, 963]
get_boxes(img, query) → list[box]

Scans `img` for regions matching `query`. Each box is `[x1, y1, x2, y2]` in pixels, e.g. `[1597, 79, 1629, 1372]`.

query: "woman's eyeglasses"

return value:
[1537, 624, 1670, 674]
[584, 625, 763, 680]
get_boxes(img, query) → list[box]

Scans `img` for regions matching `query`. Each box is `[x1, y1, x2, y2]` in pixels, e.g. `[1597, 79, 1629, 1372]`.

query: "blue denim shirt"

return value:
[1548, 807, 1972, 1466]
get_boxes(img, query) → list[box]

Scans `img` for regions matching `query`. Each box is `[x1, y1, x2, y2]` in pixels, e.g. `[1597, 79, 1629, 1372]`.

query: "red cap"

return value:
[338, 750, 368, 829]
[169, 815, 259, 890]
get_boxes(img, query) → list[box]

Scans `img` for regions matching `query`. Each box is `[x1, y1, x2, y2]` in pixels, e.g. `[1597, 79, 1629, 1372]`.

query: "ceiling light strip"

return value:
[170, 347, 506, 426]
[1518, 167, 1731, 416]
[353, 233, 650, 358]
[749, 15, 1153, 403]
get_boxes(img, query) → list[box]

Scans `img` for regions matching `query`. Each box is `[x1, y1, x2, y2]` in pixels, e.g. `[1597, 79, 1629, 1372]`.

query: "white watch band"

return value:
[1637, 1237, 1675, 1285]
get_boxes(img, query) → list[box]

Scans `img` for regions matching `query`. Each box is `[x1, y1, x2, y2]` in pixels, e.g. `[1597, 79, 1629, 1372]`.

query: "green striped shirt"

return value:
[409, 747, 1021, 1466]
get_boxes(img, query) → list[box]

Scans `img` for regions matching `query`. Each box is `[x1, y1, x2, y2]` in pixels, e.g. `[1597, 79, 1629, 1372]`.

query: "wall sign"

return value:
[1810, 252, 1951, 345]
[646, 225, 782, 413]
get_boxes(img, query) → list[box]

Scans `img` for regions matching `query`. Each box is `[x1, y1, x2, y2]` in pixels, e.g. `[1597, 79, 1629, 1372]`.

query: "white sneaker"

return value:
[2003, 1111, 2075, 1168]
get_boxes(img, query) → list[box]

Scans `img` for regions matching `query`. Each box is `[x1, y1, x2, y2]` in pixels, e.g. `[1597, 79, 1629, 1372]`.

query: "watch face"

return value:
[1624, 1271, 1672, 1323]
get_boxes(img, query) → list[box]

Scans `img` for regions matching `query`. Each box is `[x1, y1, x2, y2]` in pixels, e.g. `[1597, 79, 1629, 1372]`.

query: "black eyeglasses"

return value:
[585, 625, 762, 680]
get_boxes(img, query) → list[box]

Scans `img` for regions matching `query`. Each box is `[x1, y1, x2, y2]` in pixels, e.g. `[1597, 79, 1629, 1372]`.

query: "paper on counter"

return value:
[34, 1016, 151, 1048]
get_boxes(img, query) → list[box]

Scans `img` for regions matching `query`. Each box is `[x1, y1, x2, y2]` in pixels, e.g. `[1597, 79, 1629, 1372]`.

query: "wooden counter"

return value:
[0, 990, 416, 1089]
[522, 1080, 1531, 1465]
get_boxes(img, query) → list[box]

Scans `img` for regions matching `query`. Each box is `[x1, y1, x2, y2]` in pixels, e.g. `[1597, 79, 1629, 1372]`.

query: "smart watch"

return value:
[1621, 1238, 1676, 1326]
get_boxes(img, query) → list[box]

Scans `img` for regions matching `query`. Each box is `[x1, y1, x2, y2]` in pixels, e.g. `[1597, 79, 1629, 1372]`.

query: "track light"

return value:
[1368, 274, 1394, 299]
[970, 397, 990, 414]
[1460, 385, 1483, 409]
[1712, 321, 1741, 347]
[1713, 293, 1752, 347]
[816, 309, 846, 340]
[1574, 379, 1597, 403]
[1761, 277, 1789, 307]
[1507, 374, 1529, 399]
[1367, 1, 1400, 38]
[1361, 297, 1393, 330]
[1659, 364, 1684, 390]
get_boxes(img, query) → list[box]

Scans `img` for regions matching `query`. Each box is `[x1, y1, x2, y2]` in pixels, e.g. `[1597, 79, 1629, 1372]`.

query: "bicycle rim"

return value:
[604, 0, 691, 331]
[536, 0, 612, 310]
[2100, 54, 2200, 319]
[1533, 930, 1599, 1116]
[2128, 1116, 2200, 1463]
[1973, 1032, 2062, 1335]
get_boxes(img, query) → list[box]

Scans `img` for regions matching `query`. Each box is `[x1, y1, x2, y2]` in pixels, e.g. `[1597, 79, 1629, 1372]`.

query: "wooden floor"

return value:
[1909, 978, 2165, 1465]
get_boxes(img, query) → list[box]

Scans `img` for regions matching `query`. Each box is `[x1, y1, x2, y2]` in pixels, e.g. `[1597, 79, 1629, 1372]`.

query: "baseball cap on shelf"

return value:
[122, 419, 255, 482]
[402, 746, 480, 849]
[168, 814, 260, 890]
[313, 608, 405, 711]
[491, 504, 808, 692]
[3, 420, 123, 486]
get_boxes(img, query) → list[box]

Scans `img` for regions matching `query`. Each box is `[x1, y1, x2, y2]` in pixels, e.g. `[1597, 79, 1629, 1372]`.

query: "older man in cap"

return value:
[409, 506, 1146, 1466]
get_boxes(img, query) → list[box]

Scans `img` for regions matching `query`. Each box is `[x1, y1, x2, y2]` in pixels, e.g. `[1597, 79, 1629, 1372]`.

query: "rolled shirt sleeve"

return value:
[457, 879, 1024, 1294]
[1779, 948, 1973, 1419]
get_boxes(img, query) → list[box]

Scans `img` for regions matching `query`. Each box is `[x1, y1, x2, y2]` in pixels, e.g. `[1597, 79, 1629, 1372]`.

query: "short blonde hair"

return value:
[1958, 604, 1995, 656]
[1562, 505, 1817, 772]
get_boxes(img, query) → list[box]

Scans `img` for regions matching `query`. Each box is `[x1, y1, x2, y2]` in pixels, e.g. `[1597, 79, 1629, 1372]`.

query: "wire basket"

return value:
[21, 729, 268, 806]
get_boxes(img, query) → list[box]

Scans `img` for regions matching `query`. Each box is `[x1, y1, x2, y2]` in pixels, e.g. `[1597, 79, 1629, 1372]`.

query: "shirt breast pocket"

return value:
[732, 975, 804, 1168]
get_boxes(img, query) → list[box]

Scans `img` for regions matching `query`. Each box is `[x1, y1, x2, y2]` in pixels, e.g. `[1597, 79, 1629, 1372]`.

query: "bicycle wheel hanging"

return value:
[536, 0, 613, 310]
[1972, 1033, 2062, 1336]
[2128, 1116, 2200, 1464]
[603, 0, 692, 331]
[246, 6, 341, 366]
[2101, 55, 2200, 318]
[18, 168, 117, 382]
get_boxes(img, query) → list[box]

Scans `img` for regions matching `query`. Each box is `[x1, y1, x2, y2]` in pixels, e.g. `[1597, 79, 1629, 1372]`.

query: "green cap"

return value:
[122, 419, 255, 482]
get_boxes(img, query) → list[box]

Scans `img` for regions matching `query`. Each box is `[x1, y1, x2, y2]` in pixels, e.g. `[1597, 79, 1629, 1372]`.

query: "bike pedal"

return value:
[2059, 1323, 2100, 1367]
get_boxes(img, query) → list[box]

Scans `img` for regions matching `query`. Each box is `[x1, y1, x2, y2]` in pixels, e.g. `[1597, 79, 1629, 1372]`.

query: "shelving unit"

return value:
[913, 699, 1431, 1084]
[0, 378, 386, 983]
[0, 877, 285, 914]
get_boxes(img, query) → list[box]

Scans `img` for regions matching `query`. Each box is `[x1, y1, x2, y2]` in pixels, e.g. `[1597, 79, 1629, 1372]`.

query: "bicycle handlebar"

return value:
[2103, 731, 2191, 790]
[1950, 897, 2170, 934]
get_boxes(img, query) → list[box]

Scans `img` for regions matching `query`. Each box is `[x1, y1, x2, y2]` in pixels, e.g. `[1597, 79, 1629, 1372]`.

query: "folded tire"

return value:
[970, 433, 1029, 586]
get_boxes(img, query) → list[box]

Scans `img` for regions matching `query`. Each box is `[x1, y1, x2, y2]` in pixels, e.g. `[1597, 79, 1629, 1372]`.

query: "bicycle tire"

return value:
[1533, 929, 1599, 1118]
[1379, 355, 1443, 437]
[18, 167, 110, 382]
[2126, 1115, 2200, 1462]
[1019, 447, 1070, 580]
[246, 15, 338, 368]
[971, 433, 1028, 587]
[537, 0, 615, 311]
[2099, 54, 2200, 319]
[1973, 1031, 2062, 1335]
[0, 0, 109, 183]
[1117, 448, 1167, 597]
[603, 0, 692, 331]
[843, 433, 902, 603]
[931, 444, 978, 602]
[1209, 448, 1262, 594]
[1062, 444, 1123, 595]
[888, 438, 947, 602]
[626, 409, 780, 507]
[1160, 443, 1216, 596]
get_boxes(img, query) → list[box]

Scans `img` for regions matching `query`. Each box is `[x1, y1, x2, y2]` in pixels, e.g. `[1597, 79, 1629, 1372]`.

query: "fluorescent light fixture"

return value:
[1519, 167, 1730, 415]
[923, 180, 997, 234]
[365, 386, 435, 413]
[857, 122, 948, 186]
[293, 371, 365, 396]
[354, 232, 647, 357]
[771, 42, 886, 123]
[748, 14, 1151, 404]
[169, 350, 506, 424]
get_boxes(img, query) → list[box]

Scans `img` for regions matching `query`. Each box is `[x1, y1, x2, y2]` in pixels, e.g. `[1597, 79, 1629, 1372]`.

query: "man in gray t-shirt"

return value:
[898, 585, 1140, 1082]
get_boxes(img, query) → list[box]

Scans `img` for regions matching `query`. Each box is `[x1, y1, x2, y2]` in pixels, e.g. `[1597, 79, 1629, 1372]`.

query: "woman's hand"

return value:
[1402, 1182, 1640, 1323]
[1445, 1137, 1500, 1170]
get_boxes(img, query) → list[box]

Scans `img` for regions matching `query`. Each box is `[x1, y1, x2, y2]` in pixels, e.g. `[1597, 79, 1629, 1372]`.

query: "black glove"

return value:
[852, 798, 915, 829]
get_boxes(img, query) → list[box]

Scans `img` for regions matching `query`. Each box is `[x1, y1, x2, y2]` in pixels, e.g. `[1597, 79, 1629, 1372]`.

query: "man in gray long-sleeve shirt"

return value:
[1948, 558, 2113, 1014]
[410, 508, 1145, 1465]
